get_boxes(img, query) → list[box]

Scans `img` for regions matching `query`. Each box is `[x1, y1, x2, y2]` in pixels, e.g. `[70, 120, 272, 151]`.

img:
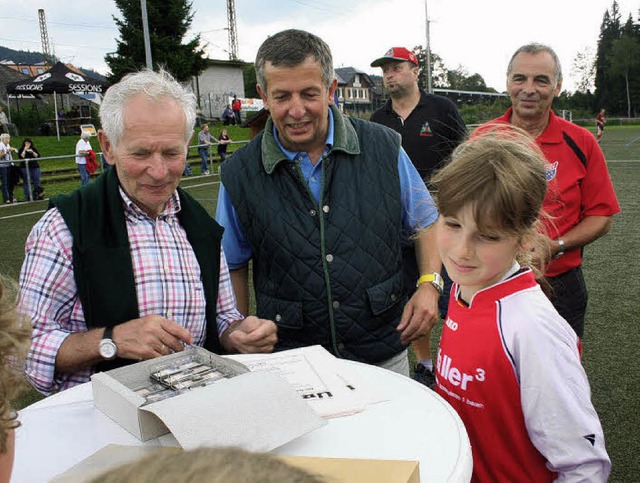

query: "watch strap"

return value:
[416, 272, 444, 294]
[102, 326, 113, 341]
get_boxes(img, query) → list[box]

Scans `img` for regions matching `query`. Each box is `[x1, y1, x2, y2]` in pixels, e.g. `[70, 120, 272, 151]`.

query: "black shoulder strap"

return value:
[562, 131, 587, 168]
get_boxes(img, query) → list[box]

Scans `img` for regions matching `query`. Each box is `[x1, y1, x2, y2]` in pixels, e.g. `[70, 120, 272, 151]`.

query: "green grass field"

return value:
[1, 125, 639, 481]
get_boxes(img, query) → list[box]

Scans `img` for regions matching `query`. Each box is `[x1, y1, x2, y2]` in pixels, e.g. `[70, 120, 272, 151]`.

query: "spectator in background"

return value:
[232, 95, 242, 125]
[75, 131, 92, 186]
[57, 108, 66, 119]
[222, 104, 235, 126]
[17, 138, 44, 201]
[217, 128, 232, 163]
[596, 108, 606, 143]
[0, 276, 31, 483]
[370, 46, 467, 388]
[0, 133, 17, 204]
[0, 107, 9, 134]
[197, 124, 217, 175]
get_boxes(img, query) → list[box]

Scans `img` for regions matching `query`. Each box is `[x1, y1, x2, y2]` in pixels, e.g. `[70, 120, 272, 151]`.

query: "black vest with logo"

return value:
[221, 107, 408, 363]
[51, 168, 224, 371]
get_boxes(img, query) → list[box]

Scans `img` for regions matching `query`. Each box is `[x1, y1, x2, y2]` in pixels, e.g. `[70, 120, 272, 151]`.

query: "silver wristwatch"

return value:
[553, 238, 565, 259]
[99, 327, 118, 360]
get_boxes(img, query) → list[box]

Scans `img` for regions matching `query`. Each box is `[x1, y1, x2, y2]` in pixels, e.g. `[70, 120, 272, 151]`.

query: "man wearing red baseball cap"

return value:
[371, 46, 466, 388]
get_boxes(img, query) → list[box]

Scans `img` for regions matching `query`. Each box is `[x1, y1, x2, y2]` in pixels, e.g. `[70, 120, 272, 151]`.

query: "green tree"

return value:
[411, 45, 447, 91]
[446, 66, 490, 92]
[243, 64, 258, 98]
[571, 48, 596, 94]
[595, 1, 623, 113]
[411, 46, 491, 92]
[105, 0, 207, 83]
[609, 33, 640, 117]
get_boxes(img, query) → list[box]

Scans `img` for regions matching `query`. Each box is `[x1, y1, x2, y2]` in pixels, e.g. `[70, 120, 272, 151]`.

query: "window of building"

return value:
[21, 68, 30, 75]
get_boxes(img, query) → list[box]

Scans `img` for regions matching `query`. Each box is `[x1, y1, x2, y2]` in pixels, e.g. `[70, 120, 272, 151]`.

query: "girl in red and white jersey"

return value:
[431, 130, 610, 482]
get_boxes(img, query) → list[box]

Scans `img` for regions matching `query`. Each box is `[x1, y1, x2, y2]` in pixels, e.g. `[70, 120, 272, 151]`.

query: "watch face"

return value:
[99, 340, 117, 360]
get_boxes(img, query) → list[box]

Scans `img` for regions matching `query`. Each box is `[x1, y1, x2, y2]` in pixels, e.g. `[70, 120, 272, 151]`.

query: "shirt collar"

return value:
[118, 186, 181, 222]
[260, 104, 360, 174]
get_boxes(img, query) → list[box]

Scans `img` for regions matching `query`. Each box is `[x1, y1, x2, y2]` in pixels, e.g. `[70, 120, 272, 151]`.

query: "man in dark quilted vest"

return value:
[19, 69, 277, 395]
[216, 29, 442, 376]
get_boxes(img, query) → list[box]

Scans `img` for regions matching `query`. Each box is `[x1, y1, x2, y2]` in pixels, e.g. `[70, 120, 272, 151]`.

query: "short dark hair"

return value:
[255, 29, 334, 91]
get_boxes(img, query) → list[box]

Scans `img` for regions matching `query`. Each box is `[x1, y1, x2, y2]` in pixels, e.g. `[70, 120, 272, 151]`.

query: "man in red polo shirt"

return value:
[478, 43, 620, 339]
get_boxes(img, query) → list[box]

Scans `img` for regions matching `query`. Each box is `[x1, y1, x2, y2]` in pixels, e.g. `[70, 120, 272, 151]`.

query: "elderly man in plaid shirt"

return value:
[18, 69, 277, 395]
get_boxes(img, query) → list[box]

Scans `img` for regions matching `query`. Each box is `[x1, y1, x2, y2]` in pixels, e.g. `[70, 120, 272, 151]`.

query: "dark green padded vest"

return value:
[50, 167, 224, 371]
[221, 105, 408, 364]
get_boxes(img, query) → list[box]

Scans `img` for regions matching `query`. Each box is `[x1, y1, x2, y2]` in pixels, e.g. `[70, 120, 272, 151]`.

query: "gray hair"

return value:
[255, 29, 335, 91]
[99, 69, 196, 147]
[0, 133, 9, 143]
[80, 131, 91, 141]
[507, 43, 562, 86]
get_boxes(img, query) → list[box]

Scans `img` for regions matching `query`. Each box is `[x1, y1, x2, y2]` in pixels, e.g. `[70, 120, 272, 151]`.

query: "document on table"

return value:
[140, 371, 325, 451]
[226, 345, 388, 418]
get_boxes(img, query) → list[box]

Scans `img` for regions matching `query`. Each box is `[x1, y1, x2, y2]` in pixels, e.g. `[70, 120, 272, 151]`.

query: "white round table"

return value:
[13, 361, 472, 482]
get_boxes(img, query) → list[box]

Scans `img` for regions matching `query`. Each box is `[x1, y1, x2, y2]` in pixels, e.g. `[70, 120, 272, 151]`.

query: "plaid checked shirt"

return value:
[19, 188, 243, 395]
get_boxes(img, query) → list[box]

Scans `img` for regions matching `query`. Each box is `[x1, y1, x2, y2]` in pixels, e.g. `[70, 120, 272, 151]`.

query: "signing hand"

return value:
[113, 314, 194, 361]
[396, 283, 440, 344]
[221, 316, 277, 354]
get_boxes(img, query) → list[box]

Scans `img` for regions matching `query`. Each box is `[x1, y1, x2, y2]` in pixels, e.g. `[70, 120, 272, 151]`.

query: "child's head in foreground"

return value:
[431, 129, 549, 300]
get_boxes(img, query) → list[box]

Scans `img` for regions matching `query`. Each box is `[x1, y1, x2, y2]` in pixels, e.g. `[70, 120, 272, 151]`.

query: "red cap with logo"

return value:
[371, 47, 418, 67]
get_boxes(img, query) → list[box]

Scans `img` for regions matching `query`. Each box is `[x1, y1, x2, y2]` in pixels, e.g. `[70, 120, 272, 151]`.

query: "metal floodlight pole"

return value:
[141, 0, 153, 70]
[424, 0, 433, 94]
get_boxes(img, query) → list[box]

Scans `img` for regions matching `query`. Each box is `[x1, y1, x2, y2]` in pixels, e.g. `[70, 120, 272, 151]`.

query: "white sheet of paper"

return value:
[141, 371, 325, 451]
[227, 345, 389, 418]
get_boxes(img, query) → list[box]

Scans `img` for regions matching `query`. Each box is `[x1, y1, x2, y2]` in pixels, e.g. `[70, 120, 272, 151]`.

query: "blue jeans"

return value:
[21, 166, 41, 200]
[78, 163, 90, 186]
[0, 166, 12, 202]
[198, 148, 209, 173]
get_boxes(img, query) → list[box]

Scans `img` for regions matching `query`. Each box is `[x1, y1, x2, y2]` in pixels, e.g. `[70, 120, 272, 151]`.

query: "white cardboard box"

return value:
[91, 347, 325, 450]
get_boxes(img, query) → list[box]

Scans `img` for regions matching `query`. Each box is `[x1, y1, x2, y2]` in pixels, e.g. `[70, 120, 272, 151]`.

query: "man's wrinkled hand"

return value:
[221, 316, 277, 354]
[397, 283, 440, 344]
[113, 315, 193, 361]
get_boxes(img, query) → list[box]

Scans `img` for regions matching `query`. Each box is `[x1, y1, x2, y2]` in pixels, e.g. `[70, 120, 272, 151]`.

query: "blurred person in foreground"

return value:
[0, 276, 31, 483]
[216, 29, 440, 377]
[476, 43, 619, 339]
[19, 69, 276, 396]
[92, 446, 324, 483]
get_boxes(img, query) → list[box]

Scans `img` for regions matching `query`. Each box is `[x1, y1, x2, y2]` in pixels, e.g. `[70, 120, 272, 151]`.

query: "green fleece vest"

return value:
[50, 168, 224, 370]
[221, 106, 407, 364]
